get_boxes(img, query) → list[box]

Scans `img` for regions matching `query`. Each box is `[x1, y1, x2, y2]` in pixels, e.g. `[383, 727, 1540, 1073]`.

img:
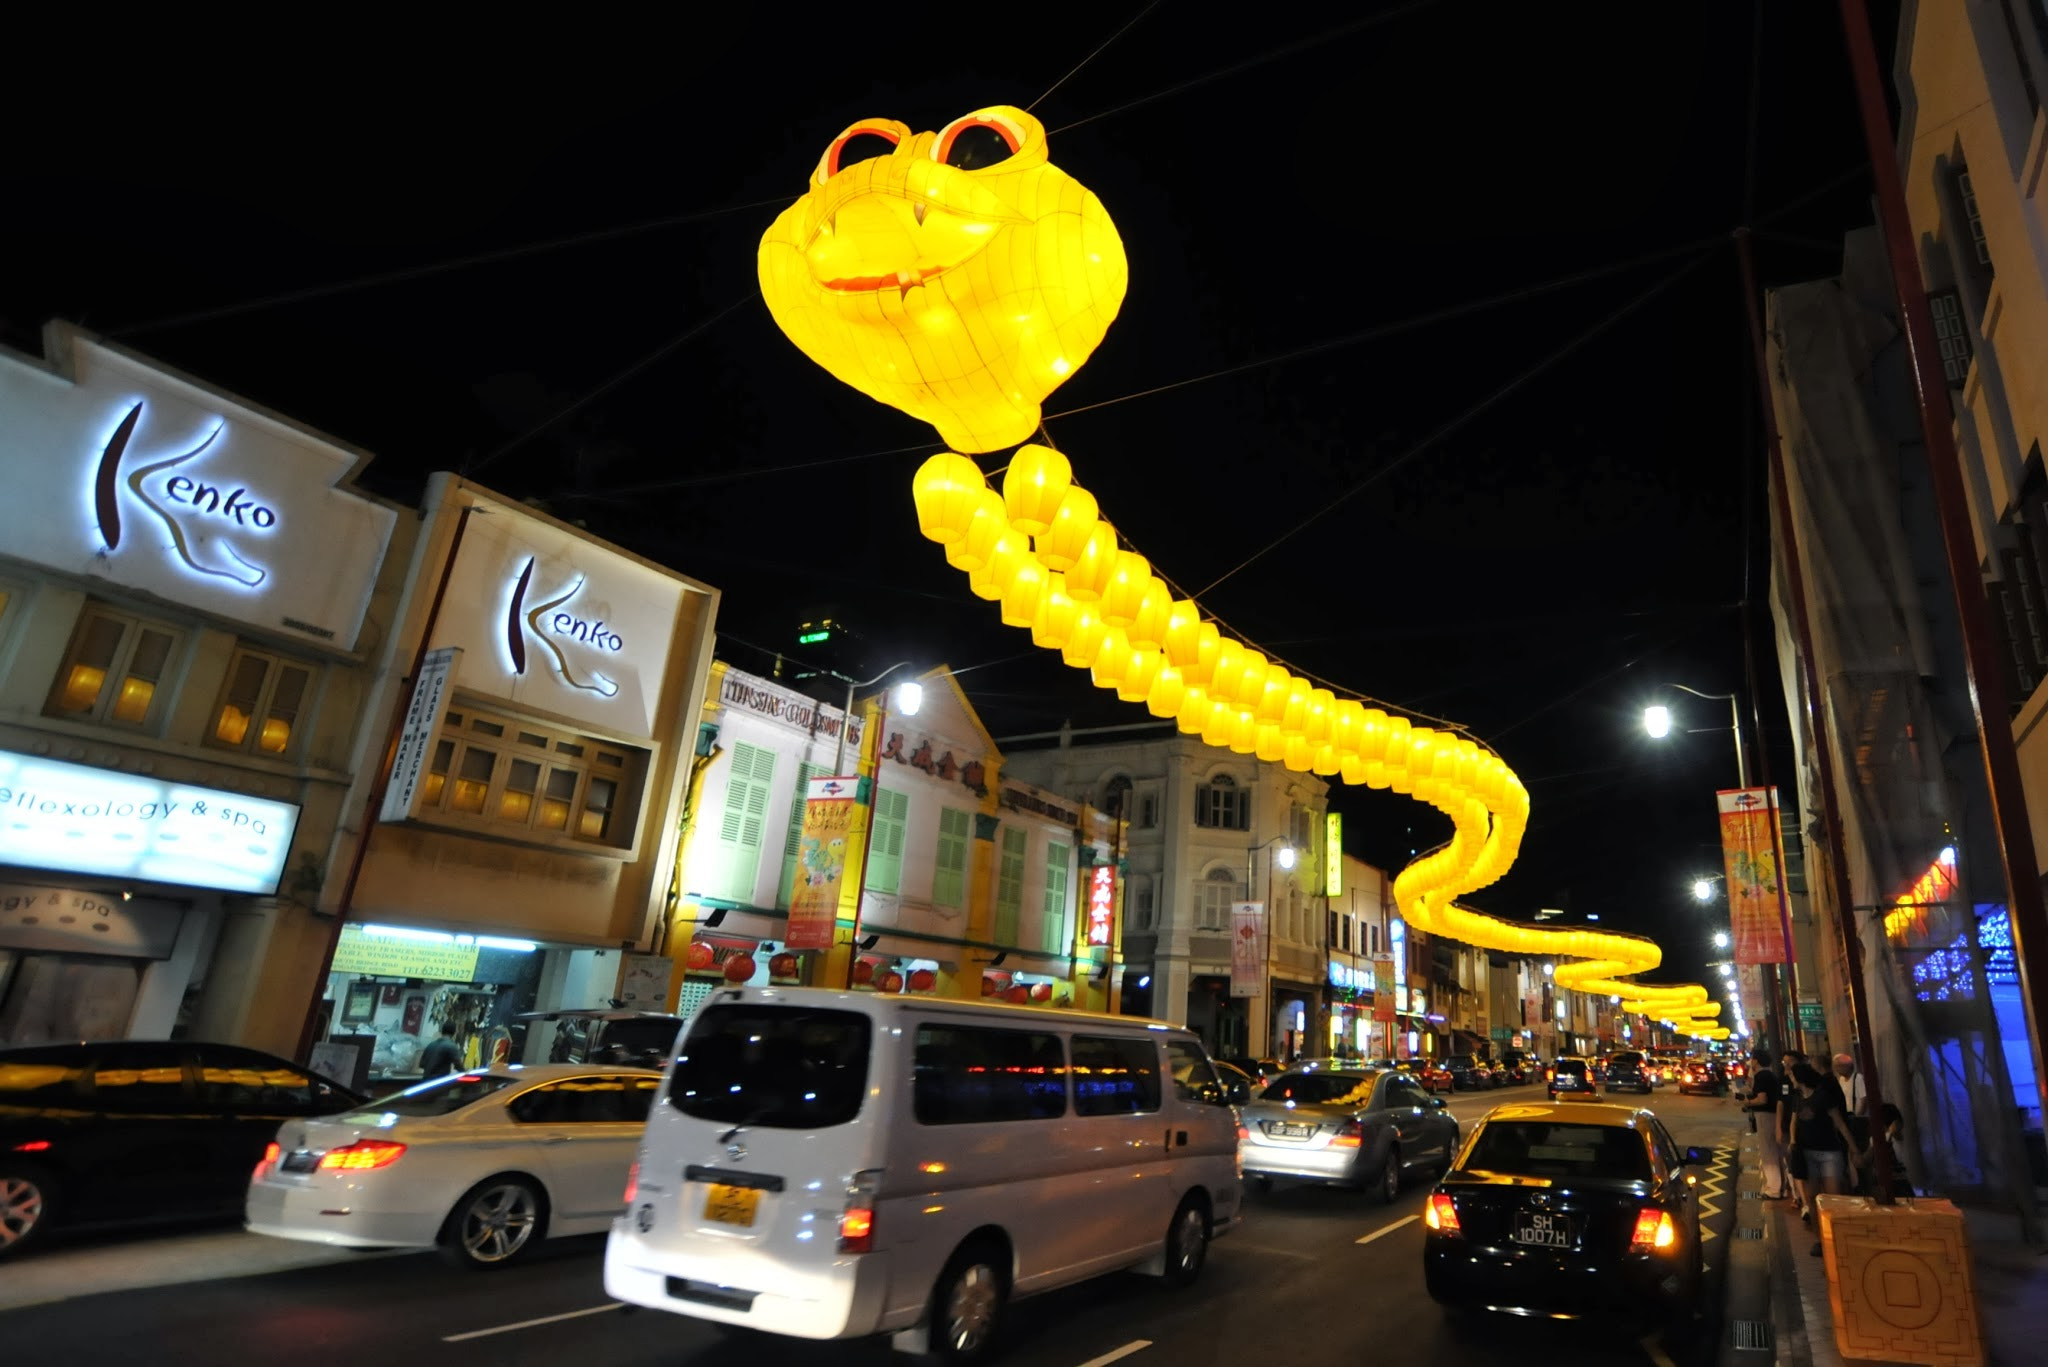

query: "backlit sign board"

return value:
[1325, 813, 1343, 896]
[1086, 863, 1116, 947]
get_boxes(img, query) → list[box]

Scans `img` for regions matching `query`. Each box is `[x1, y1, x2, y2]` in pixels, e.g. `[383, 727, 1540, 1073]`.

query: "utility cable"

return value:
[1028, 0, 1166, 114]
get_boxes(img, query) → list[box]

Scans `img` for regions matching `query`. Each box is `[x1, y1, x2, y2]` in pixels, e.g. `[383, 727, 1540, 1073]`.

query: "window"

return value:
[1460, 1121, 1651, 1181]
[1166, 1039, 1223, 1104]
[668, 1004, 872, 1129]
[913, 1024, 1067, 1124]
[365, 1072, 515, 1116]
[87, 1044, 189, 1111]
[0, 1048, 89, 1102]
[995, 827, 1026, 943]
[509, 1074, 658, 1123]
[1101, 775, 1133, 820]
[1132, 878, 1155, 931]
[1195, 774, 1248, 830]
[207, 648, 316, 756]
[864, 786, 909, 893]
[776, 762, 828, 908]
[1329, 911, 1339, 948]
[934, 807, 971, 909]
[1339, 916, 1351, 952]
[706, 741, 776, 902]
[1261, 1072, 1376, 1106]
[1957, 168, 1993, 270]
[1369, 924, 1379, 955]
[48, 605, 181, 728]
[1197, 867, 1241, 931]
[1071, 1034, 1161, 1116]
[1042, 839, 1071, 952]
[1138, 792, 1158, 829]
[415, 702, 646, 850]
[193, 1046, 319, 1113]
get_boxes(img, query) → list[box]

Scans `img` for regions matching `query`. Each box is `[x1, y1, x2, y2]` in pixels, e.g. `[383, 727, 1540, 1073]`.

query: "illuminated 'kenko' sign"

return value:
[91, 401, 279, 590]
[505, 556, 622, 698]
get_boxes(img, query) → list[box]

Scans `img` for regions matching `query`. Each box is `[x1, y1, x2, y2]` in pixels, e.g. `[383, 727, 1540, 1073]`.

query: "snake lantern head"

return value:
[758, 105, 1129, 454]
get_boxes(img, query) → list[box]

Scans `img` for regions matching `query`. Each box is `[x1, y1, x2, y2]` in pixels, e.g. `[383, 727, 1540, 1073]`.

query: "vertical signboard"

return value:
[1229, 901, 1265, 998]
[785, 775, 859, 950]
[1372, 953, 1396, 1022]
[1324, 812, 1343, 897]
[381, 646, 459, 823]
[1085, 863, 1116, 948]
[1718, 788, 1787, 963]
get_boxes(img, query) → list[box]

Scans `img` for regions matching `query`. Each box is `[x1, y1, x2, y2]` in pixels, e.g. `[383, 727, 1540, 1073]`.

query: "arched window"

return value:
[1196, 773, 1249, 831]
[1101, 774, 1134, 820]
[1197, 866, 1243, 931]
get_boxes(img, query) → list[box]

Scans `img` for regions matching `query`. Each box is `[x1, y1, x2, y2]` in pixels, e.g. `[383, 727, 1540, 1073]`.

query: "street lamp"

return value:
[1693, 877, 1718, 902]
[1643, 685, 1750, 787]
[800, 661, 924, 777]
[1643, 705, 1673, 739]
[1713, 930, 1730, 949]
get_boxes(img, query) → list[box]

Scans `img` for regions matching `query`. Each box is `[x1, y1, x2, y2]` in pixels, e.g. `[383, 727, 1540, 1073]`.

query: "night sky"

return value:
[1, 3, 1900, 993]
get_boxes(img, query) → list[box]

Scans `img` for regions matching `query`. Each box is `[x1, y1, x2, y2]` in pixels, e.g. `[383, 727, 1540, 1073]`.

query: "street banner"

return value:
[381, 646, 459, 822]
[785, 775, 859, 950]
[1372, 954, 1396, 1022]
[1230, 901, 1265, 998]
[1718, 787, 1788, 964]
[1738, 962, 1766, 1030]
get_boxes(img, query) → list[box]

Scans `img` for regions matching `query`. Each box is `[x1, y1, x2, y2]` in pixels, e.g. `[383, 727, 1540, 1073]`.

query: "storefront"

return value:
[1269, 976, 1321, 1064]
[0, 323, 405, 1050]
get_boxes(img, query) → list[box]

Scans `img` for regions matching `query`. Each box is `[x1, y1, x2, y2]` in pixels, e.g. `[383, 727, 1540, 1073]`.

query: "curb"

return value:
[1719, 1130, 1801, 1367]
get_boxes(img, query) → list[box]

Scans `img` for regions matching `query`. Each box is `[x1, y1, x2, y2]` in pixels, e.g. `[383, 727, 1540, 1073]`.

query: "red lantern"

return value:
[686, 942, 715, 972]
[1029, 982, 1053, 1003]
[769, 952, 799, 979]
[909, 968, 937, 993]
[852, 959, 875, 985]
[723, 954, 756, 983]
[1005, 985, 1030, 1004]
[980, 976, 998, 997]
[880, 971, 905, 994]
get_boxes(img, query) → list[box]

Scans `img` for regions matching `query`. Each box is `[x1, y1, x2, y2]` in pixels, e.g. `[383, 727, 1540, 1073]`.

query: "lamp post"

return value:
[832, 671, 924, 989]
[1247, 835, 1296, 1057]
[797, 660, 923, 778]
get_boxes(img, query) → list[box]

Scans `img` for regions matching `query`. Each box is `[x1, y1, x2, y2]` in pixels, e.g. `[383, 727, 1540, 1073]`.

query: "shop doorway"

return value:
[0, 953, 142, 1045]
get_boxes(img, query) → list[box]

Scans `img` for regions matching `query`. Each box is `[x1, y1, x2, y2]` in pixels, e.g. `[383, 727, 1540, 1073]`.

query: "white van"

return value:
[604, 986, 1243, 1362]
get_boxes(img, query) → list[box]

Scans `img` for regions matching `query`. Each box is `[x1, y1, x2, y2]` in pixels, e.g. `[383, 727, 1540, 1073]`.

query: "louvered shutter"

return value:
[776, 762, 828, 908]
[933, 807, 971, 909]
[712, 742, 776, 902]
[995, 827, 1026, 944]
[865, 787, 909, 894]
[1042, 841, 1070, 952]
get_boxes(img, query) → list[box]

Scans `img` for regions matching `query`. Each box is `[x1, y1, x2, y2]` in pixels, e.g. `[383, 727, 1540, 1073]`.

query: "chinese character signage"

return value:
[1086, 863, 1116, 948]
[1372, 954, 1396, 1022]
[1230, 901, 1265, 998]
[1718, 788, 1787, 964]
[786, 775, 859, 949]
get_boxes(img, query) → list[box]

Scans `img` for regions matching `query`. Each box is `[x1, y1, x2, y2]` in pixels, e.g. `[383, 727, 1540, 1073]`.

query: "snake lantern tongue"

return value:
[757, 105, 1129, 455]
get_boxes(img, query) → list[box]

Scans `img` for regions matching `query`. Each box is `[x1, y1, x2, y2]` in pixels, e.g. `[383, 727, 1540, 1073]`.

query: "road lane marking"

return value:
[1355, 1214, 1419, 1245]
[1639, 1331, 1679, 1367]
[1077, 1341, 1151, 1367]
[441, 1302, 624, 1342]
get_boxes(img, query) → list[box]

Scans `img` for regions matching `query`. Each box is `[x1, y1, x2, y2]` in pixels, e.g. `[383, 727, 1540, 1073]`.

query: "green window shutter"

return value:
[713, 742, 776, 903]
[1042, 840, 1070, 953]
[933, 807, 971, 909]
[776, 762, 828, 909]
[995, 827, 1025, 944]
[865, 786, 909, 894]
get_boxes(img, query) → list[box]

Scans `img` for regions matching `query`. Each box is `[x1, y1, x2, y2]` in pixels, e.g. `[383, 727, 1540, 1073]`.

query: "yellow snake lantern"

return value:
[759, 104, 1723, 1028]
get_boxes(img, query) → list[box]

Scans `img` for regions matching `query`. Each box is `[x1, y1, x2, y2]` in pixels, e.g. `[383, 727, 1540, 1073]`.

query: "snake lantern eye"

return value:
[933, 111, 1025, 170]
[816, 124, 903, 182]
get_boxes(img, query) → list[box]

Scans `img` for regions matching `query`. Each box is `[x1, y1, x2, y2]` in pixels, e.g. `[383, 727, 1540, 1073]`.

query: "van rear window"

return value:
[669, 1005, 871, 1129]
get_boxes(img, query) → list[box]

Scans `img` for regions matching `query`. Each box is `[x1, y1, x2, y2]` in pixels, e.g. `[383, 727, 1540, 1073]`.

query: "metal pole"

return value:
[294, 500, 476, 1062]
[843, 698, 891, 989]
[832, 678, 855, 778]
[1729, 694, 1750, 790]
[1840, 0, 2048, 1157]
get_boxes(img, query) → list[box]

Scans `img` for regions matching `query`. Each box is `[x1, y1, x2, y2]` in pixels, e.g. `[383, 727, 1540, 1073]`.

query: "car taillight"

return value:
[622, 1160, 639, 1206]
[1629, 1209, 1676, 1253]
[12, 1139, 52, 1153]
[316, 1140, 407, 1171]
[1236, 1123, 1250, 1143]
[1425, 1193, 1461, 1234]
[253, 1141, 280, 1181]
[839, 1168, 882, 1254]
[1545, 1068, 1554, 1081]
[1330, 1120, 1363, 1149]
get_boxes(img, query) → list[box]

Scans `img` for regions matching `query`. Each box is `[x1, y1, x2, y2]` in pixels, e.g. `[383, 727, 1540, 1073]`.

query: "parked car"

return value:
[0, 1039, 365, 1259]
[1676, 1059, 1727, 1097]
[605, 988, 1241, 1360]
[1398, 1059, 1455, 1095]
[1443, 1054, 1490, 1091]
[1604, 1051, 1653, 1095]
[518, 1009, 687, 1070]
[1423, 1102, 1707, 1324]
[1497, 1055, 1531, 1085]
[248, 1064, 661, 1267]
[1546, 1057, 1599, 1102]
[1240, 1067, 1460, 1200]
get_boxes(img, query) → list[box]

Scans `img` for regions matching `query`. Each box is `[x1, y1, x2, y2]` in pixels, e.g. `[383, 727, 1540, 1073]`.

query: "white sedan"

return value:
[247, 1064, 660, 1268]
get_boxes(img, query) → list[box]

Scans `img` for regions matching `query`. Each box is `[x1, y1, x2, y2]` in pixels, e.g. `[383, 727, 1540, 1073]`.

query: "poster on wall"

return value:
[1718, 788, 1787, 964]
[785, 776, 858, 950]
[1372, 954, 1396, 1022]
[1229, 901, 1265, 999]
[616, 952, 675, 1011]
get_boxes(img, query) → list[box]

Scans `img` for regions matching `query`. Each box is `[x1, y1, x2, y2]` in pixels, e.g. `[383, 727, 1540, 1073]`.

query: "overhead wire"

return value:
[1027, 0, 1167, 114]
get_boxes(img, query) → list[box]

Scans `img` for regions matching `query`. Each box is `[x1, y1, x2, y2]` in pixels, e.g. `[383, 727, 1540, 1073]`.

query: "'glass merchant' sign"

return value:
[0, 751, 300, 895]
[328, 924, 482, 982]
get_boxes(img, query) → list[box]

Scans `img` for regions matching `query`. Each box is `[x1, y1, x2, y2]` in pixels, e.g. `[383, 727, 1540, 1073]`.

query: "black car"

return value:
[0, 1040, 365, 1258]
[1423, 1102, 1707, 1323]
[1443, 1054, 1490, 1091]
[1604, 1050, 1653, 1095]
[518, 1009, 685, 1069]
[1547, 1056, 1599, 1101]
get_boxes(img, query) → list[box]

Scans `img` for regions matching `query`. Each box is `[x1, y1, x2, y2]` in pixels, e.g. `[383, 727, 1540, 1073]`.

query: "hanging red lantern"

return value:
[852, 959, 875, 986]
[980, 976, 998, 997]
[1005, 985, 1030, 1004]
[769, 952, 799, 980]
[686, 942, 715, 972]
[880, 970, 905, 994]
[909, 968, 937, 993]
[723, 954, 756, 983]
[1029, 982, 1053, 1003]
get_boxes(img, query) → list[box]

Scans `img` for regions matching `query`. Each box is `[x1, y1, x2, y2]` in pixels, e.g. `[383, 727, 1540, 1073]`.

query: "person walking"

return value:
[1778, 1050, 1808, 1215]
[418, 1022, 464, 1078]
[1833, 1052, 1868, 1132]
[1743, 1047, 1788, 1199]
[1789, 1061, 1860, 1256]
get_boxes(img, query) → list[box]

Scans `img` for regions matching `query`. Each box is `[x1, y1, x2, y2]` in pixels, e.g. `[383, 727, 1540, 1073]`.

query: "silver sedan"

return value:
[1238, 1067, 1461, 1202]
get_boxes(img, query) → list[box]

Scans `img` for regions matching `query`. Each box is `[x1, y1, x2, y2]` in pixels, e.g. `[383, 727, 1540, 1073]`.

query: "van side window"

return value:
[913, 1025, 1067, 1125]
[1072, 1035, 1162, 1116]
[1166, 1039, 1223, 1103]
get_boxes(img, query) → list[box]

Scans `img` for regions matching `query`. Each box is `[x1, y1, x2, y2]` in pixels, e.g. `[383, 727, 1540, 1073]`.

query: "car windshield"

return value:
[669, 1004, 871, 1129]
[362, 1072, 516, 1116]
[1259, 1072, 1377, 1107]
[1462, 1121, 1651, 1181]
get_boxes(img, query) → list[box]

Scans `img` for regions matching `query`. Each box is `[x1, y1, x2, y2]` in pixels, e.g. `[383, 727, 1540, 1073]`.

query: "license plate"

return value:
[281, 1151, 320, 1173]
[1265, 1122, 1315, 1138]
[702, 1183, 760, 1227]
[1513, 1212, 1572, 1248]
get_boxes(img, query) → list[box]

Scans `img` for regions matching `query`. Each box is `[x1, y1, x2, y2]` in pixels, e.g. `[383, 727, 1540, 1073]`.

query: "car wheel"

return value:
[926, 1240, 1008, 1364]
[0, 1164, 57, 1259]
[1251, 1174, 1273, 1194]
[1375, 1145, 1401, 1204]
[1162, 1197, 1209, 1287]
[441, 1176, 545, 1269]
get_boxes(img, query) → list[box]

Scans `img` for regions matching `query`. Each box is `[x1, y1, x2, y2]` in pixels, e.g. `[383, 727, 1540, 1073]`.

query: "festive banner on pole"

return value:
[1719, 787, 1787, 964]
[1372, 954, 1396, 1022]
[785, 775, 859, 949]
[1230, 901, 1265, 998]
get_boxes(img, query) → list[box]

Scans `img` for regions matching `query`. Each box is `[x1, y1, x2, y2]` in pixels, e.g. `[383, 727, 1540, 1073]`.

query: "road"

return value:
[1, 1084, 1747, 1367]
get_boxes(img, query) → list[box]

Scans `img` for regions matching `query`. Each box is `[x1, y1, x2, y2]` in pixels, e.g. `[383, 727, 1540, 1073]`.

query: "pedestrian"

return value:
[1743, 1047, 1788, 1199]
[1861, 1102, 1915, 1199]
[1789, 1062, 1860, 1255]
[1778, 1050, 1808, 1215]
[418, 1022, 464, 1078]
[1832, 1052, 1868, 1138]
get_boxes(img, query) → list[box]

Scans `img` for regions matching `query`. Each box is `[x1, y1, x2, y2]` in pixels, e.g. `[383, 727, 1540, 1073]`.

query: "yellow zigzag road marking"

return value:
[1696, 1144, 1734, 1239]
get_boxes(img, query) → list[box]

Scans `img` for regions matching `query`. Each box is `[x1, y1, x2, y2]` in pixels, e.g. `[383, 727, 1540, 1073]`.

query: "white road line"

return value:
[1076, 1341, 1152, 1367]
[1356, 1213, 1420, 1245]
[1639, 1330, 1679, 1367]
[441, 1302, 624, 1342]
